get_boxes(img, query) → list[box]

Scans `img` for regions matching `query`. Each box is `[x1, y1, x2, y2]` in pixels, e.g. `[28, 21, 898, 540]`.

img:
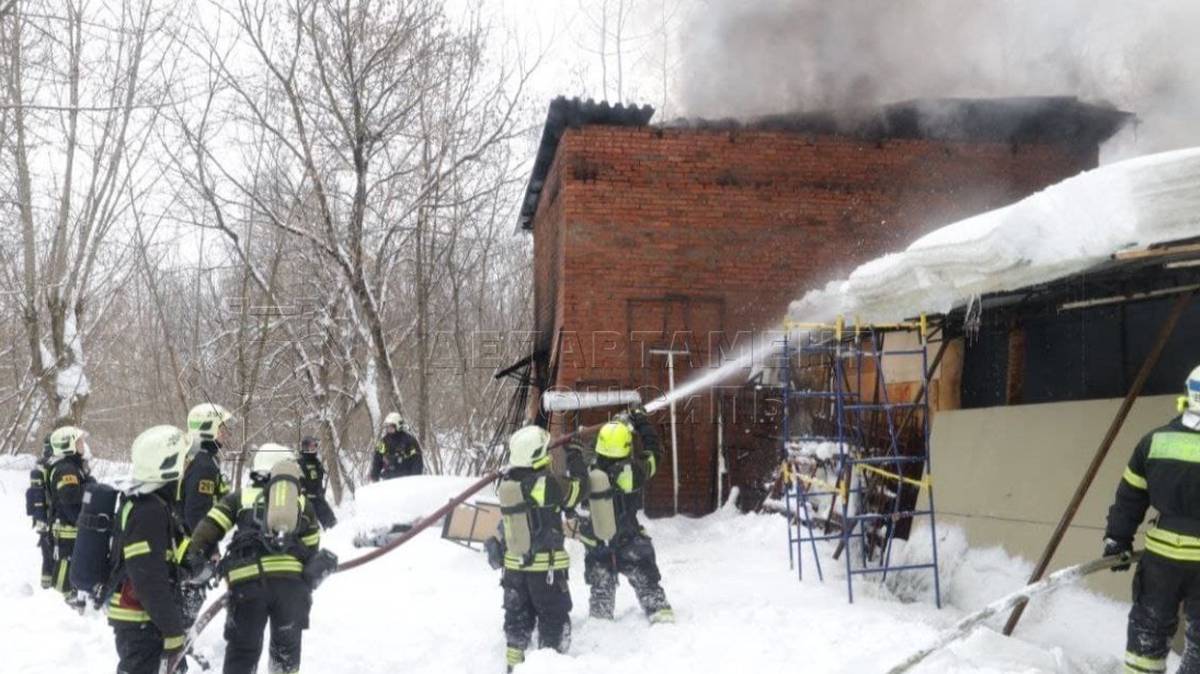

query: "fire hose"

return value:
[886, 550, 1143, 673]
[167, 423, 606, 673]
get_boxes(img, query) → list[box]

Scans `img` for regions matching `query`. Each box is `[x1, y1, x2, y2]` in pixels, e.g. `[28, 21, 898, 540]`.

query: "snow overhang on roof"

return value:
[787, 146, 1200, 330]
[944, 239, 1200, 328]
[517, 96, 1131, 232]
[517, 97, 655, 232]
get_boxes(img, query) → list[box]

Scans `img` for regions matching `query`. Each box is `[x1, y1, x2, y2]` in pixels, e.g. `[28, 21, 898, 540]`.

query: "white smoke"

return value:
[678, 0, 1200, 158]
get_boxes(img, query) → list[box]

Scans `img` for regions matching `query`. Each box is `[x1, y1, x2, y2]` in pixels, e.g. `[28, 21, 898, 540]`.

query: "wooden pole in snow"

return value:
[1002, 288, 1195, 636]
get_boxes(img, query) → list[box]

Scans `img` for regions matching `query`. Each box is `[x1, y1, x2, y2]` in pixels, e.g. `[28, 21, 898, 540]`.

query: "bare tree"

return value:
[1, 0, 171, 430]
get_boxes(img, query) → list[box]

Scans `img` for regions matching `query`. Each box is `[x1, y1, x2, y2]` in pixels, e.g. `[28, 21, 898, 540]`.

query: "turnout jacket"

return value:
[1107, 416, 1200, 561]
[298, 453, 326, 499]
[178, 440, 230, 533]
[500, 466, 586, 572]
[107, 487, 187, 652]
[370, 429, 422, 481]
[47, 455, 90, 541]
[190, 483, 321, 585]
[585, 415, 663, 543]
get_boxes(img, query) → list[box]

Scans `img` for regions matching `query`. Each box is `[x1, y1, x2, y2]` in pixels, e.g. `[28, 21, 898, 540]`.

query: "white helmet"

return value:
[383, 412, 403, 429]
[49, 426, 87, 461]
[1187, 366, 1200, 414]
[188, 403, 233, 440]
[251, 443, 296, 479]
[507, 425, 551, 469]
[130, 425, 191, 485]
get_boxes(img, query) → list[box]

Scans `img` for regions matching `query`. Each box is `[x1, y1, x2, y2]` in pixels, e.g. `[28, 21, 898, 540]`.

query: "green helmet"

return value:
[130, 425, 190, 485]
[49, 426, 87, 460]
[188, 403, 233, 440]
[508, 425, 551, 469]
[595, 421, 633, 459]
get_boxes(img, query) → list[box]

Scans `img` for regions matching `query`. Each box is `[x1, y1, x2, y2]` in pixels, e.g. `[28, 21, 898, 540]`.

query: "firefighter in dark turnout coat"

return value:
[186, 443, 327, 674]
[1105, 366, 1200, 674]
[490, 424, 587, 672]
[180, 403, 233, 532]
[299, 435, 338, 529]
[369, 412, 422, 481]
[108, 425, 195, 674]
[580, 410, 674, 624]
[45, 425, 92, 607]
[176, 403, 234, 624]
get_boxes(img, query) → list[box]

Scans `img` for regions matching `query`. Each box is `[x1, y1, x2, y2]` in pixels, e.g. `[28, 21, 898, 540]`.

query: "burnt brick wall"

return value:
[532, 125, 1099, 515]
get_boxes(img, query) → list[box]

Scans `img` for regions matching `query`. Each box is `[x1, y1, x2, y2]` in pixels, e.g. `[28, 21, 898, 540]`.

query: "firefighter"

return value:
[1105, 365, 1200, 674]
[580, 409, 674, 624]
[299, 435, 338, 529]
[26, 435, 55, 589]
[108, 425, 196, 674]
[45, 425, 92, 609]
[177, 403, 234, 625]
[369, 412, 422, 481]
[490, 424, 588, 671]
[181, 403, 234, 531]
[184, 443, 334, 674]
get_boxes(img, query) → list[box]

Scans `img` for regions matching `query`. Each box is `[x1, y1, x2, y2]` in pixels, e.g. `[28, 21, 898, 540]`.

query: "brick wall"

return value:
[532, 125, 1099, 515]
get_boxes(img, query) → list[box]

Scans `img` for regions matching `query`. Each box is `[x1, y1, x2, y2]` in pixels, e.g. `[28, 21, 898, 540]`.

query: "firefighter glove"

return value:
[1103, 537, 1133, 572]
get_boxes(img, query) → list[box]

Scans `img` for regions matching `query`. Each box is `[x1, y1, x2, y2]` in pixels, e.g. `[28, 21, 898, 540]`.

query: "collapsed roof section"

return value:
[667, 96, 1131, 148]
[517, 95, 1132, 232]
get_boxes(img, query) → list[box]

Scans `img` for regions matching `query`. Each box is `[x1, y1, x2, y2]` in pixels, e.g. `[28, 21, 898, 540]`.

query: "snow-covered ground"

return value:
[0, 465, 1136, 673]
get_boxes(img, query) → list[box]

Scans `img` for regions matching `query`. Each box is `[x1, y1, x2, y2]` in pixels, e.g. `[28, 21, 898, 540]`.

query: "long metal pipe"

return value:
[1002, 288, 1195, 636]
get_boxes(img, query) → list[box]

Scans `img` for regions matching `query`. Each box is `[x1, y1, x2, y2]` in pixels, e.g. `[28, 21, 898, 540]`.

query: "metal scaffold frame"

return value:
[781, 320, 942, 607]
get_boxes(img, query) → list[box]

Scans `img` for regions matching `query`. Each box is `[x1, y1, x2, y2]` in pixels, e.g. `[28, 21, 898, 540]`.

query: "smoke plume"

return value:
[679, 0, 1200, 158]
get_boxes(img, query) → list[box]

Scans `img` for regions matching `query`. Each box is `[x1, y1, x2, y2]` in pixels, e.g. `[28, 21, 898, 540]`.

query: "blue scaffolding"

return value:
[782, 322, 942, 607]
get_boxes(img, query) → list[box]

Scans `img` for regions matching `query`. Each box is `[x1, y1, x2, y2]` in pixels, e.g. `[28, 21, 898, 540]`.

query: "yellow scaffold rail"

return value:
[783, 461, 848, 502]
[781, 313, 929, 336]
[855, 462, 933, 490]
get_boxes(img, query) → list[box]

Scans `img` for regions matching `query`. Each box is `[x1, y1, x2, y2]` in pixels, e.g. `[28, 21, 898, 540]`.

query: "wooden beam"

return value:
[1113, 242, 1200, 261]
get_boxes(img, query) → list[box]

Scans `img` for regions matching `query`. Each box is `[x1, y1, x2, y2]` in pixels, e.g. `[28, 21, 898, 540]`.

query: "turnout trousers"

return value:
[311, 497, 338, 530]
[501, 569, 571, 670]
[1125, 551, 1200, 673]
[113, 623, 168, 674]
[53, 534, 75, 596]
[38, 532, 55, 589]
[223, 576, 312, 674]
[583, 531, 671, 620]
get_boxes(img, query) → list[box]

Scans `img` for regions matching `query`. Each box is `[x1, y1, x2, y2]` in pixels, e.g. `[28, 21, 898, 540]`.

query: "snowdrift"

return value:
[0, 469, 1140, 672]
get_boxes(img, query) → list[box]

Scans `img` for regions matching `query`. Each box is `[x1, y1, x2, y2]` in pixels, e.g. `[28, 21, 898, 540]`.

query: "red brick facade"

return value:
[531, 124, 1102, 515]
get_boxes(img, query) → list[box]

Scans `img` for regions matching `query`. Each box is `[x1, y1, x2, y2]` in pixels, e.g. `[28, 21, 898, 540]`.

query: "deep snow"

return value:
[0, 465, 1137, 673]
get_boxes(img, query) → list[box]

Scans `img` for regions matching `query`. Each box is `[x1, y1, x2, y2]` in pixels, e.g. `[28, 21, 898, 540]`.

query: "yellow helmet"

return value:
[595, 421, 633, 459]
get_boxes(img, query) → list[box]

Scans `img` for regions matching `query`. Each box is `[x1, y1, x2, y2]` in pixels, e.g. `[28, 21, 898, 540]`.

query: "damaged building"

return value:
[516, 95, 1132, 518]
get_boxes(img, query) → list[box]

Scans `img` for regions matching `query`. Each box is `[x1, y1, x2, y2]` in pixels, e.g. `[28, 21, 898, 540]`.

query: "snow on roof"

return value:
[788, 147, 1200, 324]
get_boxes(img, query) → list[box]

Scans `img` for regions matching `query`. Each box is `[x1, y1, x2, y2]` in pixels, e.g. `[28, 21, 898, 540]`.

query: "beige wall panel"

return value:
[932, 393, 1180, 600]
